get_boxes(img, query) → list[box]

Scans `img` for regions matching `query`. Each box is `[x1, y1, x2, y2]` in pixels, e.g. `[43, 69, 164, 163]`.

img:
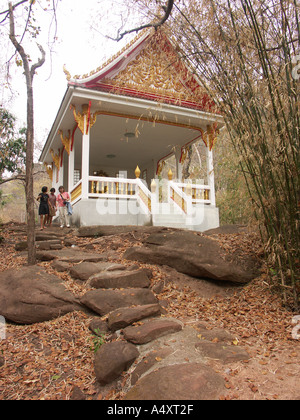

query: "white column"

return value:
[207, 147, 216, 207]
[174, 147, 183, 181]
[68, 147, 75, 192]
[81, 114, 90, 200]
[58, 159, 64, 188]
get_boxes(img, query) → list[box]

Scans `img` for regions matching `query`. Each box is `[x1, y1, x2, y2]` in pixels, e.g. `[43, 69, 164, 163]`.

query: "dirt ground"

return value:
[0, 223, 299, 400]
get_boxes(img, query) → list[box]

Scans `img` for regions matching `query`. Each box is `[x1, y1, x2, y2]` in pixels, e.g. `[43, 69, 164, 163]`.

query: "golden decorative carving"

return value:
[44, 163, 53, 181]
[70, 104, 99, 134]
[168, 169, 173, 181]
[70, 105, 85, 134]
[50, 149, 60, 170]
[201, 124, 220, 150]
[58, 129, 71, 155]
[63, 64, 71, 81]
[157, 160, 165, 176]
[72, 30, 149, 81]
[107, 31, 206, 105]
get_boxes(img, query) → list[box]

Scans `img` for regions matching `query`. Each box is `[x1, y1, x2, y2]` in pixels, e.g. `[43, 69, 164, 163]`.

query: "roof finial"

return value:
[63, 64, 71, 81]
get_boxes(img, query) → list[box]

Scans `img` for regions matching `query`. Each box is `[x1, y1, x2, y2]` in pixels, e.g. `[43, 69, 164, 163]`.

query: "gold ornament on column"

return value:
[58, 130, 71, 155]
[50, 149, 60, 170]
[168, 169, 173, 181]
[44, 163, 53, 182]
[135, 165, 141, 179]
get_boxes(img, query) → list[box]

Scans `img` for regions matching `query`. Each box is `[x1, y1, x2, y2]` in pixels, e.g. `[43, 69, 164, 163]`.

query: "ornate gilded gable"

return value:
[104, 31, 207, 107]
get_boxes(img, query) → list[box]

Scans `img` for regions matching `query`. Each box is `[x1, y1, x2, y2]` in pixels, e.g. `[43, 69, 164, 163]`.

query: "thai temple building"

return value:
[40, 29, 224, 231]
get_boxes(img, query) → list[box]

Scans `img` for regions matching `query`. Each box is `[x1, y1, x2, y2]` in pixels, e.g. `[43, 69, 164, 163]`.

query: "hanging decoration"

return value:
[200, 123, 220, 150]
[70, 102, 98, 135]
[50, 149, 60, 170]
[156, 160, 166, 176]
[58, 129, 71, 155]
[70, 105, 85, 134]
[44, 163, 53, 181]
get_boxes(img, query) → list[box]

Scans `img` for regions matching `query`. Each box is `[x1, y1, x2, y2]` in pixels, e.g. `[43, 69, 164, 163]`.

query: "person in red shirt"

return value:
[57, 186, 70, 228]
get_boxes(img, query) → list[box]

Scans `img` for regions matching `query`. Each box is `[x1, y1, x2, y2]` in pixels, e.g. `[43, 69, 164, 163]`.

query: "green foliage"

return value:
[90, 329, 106, 353]
[0, 108, 26, 182]
[214, 131, 253, 226]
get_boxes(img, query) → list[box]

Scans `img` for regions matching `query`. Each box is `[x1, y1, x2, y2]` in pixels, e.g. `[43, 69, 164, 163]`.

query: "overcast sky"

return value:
[0, 0, 140, 156]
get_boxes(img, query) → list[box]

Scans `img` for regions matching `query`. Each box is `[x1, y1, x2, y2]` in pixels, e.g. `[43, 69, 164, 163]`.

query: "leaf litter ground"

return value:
[0, 223, 299, 400]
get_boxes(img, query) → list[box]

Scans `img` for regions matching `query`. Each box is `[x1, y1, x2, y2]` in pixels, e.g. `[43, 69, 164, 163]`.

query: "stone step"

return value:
[122, 318, 183, 345]
[70, 261, 126, 281]
[80, 288, 158, 316]
[94, 341, 139, 386]
[36, 249, 116, 263]
[88, 269, 150, 289]
[107, 304, 162, 331]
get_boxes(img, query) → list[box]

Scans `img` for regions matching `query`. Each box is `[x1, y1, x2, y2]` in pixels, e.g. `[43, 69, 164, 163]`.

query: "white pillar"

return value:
[58, 158, 64, 189]
[81, 114, 90, 199]
[207, 148, 216, 207]
[52, 165, 57, 191]
[68, 147, 75, 192]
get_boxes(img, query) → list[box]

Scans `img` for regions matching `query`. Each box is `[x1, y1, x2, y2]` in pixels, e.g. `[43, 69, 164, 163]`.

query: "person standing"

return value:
[47, 188, 57, 227]
[37, 186, 49, 230]
[57, 186, 71, 228]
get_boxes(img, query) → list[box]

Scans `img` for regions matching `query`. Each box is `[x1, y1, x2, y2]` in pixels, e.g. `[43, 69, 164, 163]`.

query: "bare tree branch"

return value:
[0, 0, 27, 15]
[108, 0, 174, 41]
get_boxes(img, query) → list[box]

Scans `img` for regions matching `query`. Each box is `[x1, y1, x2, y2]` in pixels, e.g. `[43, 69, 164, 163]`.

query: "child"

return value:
[47, 188, 57, 227]
[57, 186, 71, 228]
[37, 186, 49, 230]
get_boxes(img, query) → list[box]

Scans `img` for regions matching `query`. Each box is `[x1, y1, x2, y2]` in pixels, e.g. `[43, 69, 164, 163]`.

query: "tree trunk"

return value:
[25, 77, 36, 265]
[8, 2, 45, 265]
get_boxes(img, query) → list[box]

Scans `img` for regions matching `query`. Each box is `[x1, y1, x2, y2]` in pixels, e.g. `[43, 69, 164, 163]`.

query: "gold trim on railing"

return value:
[71, 182, 82, 202]
[138, 188, 151, 212]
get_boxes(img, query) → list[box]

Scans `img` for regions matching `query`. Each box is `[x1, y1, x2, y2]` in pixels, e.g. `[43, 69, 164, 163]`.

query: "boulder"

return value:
[204, 225, 248, 235]
[196, 326, 235, 343]
[124, 363, 224, 400]
[0, 266, 80, 324]
[195, 341, 250, 364]
[122, 319, 183, 345]
[94, 341, 139, 385]
[35, 240, 63, 250]
[124, 229, 260, 284]
[36, 249, 110, 263]
[89, 318, 109, 335]
[130, 348, 173, 386]
[15, 239, 63, 251]
[70, 262, 126, 281]
[107, 304, 162, 331]
[51, 260, 73, 273]
[88, 269, 150, 289]
[76, 225, 149, 238]
[80, 288, 158, 316]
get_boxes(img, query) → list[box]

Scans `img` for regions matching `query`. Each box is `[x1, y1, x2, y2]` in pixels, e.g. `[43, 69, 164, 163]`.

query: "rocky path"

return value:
[0, 224, 299, 400]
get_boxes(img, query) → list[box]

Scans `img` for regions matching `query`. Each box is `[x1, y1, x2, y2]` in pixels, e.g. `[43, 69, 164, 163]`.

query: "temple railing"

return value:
[89, 176, 137, 198]
[175, 182, 211, 204]
[70, 175, 212, 216]
[88, 176, 151, 214]
[168, 181, 211, 214]
[136, 178, 152, 213]
[168, 181, 192, 215]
